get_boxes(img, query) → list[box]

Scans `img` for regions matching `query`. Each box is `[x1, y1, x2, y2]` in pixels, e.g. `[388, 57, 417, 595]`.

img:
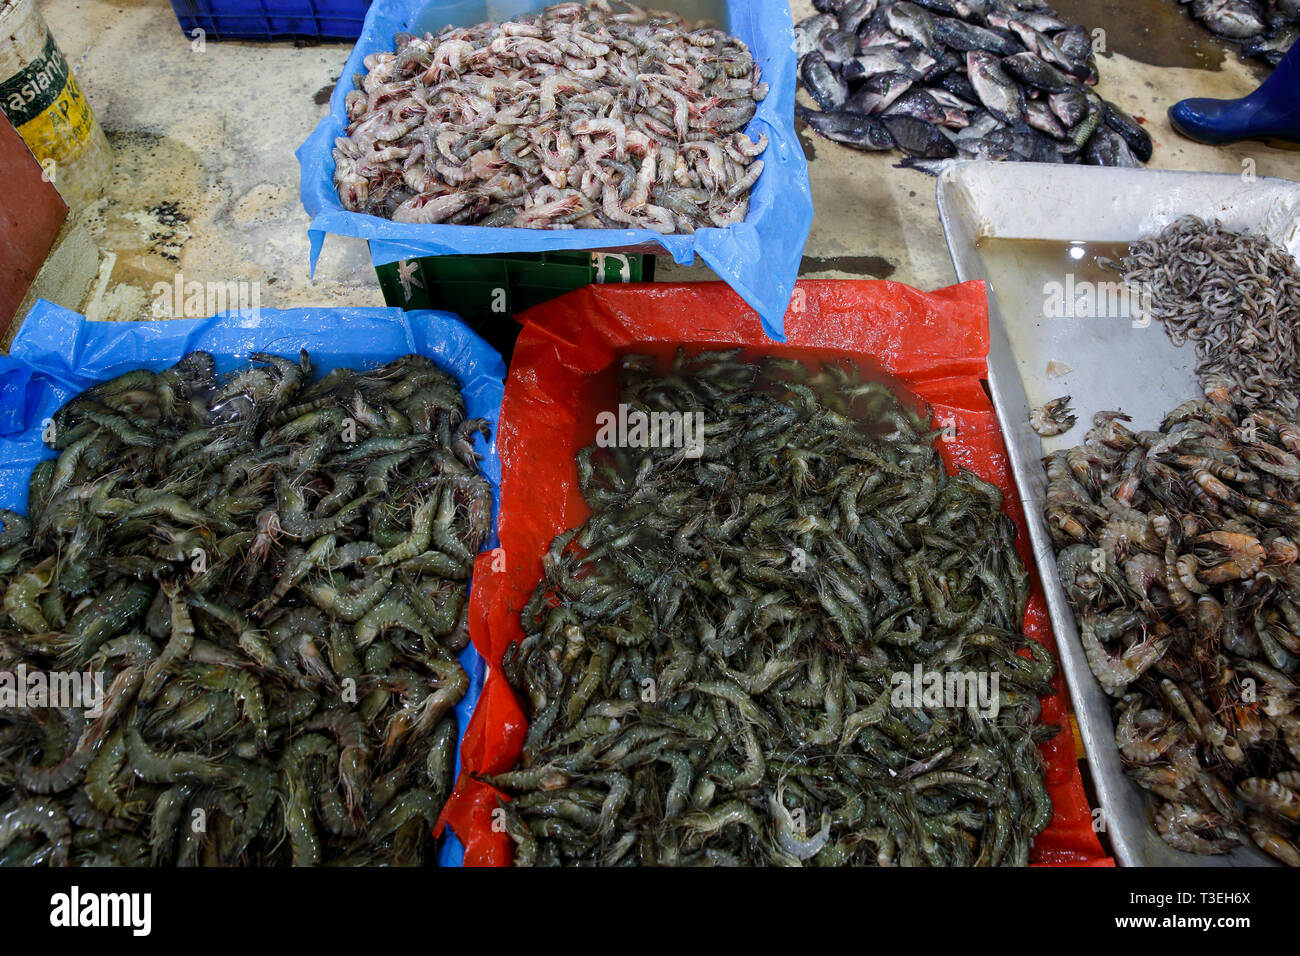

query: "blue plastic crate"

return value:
[298, 0, 814, 341]
[168, 0, 372, 41]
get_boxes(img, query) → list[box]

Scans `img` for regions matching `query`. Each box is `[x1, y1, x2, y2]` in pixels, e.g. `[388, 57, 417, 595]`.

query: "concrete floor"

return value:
[17, 0, 1300, 332]
[34, 0, 382, 325]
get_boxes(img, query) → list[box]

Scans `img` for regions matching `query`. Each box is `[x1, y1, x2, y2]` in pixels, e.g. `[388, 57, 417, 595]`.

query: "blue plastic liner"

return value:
[1, 300, 506, 868]
[296, 0, 812, 340]
[167, 0, 373, 41]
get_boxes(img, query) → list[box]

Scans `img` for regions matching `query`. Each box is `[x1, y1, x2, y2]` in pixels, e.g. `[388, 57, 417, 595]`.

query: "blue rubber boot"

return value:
[1168, 39, 1300, 146]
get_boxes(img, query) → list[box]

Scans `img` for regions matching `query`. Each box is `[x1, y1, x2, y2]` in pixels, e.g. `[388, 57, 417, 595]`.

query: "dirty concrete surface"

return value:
[36, 0, 381, 324]
[20, 0, 1300, 332]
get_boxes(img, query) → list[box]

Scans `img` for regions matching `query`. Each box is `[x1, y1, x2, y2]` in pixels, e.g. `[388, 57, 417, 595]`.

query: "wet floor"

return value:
[26, 0, 382, 326]
[1051, 0, 1246, 73]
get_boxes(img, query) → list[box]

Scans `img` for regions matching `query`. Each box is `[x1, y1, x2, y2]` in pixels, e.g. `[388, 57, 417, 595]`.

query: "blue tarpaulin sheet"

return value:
[0, 300, 506, 867]
[296, 0, 812, 340]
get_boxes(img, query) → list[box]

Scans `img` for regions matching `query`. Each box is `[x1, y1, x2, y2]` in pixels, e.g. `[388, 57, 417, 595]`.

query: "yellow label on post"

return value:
[0, 30, 94, 166]
[17, 71, 94, 164]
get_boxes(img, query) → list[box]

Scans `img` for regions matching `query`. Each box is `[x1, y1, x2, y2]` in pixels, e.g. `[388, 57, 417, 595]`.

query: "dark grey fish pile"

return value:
[489, 351, 1060, 867]
[1176, 0, 1299, 66]
[0, 351, 492, 866]
[794, 0, 1153, 173]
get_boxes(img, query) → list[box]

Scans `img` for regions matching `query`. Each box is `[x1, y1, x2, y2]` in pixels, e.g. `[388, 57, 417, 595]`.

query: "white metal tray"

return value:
[937, 161, 1300, 866]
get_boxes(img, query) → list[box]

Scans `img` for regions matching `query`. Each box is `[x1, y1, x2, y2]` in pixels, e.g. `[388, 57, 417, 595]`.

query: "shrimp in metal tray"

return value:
[1044, 396, 1300, 863]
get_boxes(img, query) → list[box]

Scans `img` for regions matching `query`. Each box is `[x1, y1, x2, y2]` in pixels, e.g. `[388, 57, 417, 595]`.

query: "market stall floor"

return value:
[16, 0, 1300, 326]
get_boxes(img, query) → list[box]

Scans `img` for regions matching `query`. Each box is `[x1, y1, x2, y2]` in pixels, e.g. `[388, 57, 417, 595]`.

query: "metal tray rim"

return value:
[936, 160, 1293, 867]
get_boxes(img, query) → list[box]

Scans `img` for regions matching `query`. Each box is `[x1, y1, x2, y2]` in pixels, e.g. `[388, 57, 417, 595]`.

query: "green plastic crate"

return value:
[373, 249, 653, 359]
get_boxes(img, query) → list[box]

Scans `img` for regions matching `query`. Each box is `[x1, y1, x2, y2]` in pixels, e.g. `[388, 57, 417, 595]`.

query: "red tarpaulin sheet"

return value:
[438, 280, 1112, 867]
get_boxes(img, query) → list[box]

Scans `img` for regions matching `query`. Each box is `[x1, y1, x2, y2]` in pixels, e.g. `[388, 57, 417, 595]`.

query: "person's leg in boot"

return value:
[1168, 39, 1300, 145]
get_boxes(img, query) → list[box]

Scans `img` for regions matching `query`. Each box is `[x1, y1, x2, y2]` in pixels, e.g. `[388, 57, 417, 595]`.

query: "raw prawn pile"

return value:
[0, 350, 492, 866]
[1104, 216, 1300, 419]
[334, 1, 769, 233]
[1046, 403, 1300, 864]
[489, 351, 1059, 866]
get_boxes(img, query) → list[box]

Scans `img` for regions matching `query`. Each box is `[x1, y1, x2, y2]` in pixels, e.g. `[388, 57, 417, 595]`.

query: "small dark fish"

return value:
[1003, 20, 1046, 54]
[801, 52, 849, 111]
[846, 71, 915, 114]
[1009, 23, 1090, 79]
[953, 108, 1002, 140]
[839, 0, 879, 33]
[1054, 25, 1094, 65]
[843, 87, 881, 115]
[932, 16, 1023, 54]
[1101, 100, 1153, 163]
[966, 50, 1025, 124]
[989, 10, 1068, 33]
[899, 47, 940, 75]
[910, 0, 964, 15]
[818, 29, 862, 65]
[1001, 51, 1077, 93]
[1026, 99, 1068, 139]
[842, 48, 917, 82]
[983, 126, 1064, 163]
[1049, 87, 1088, 128]
[797, 106, 896, 150]
[957, 137, 1019, 161]
[884, 88, 946, 123]
[936, 108, 971, 129]
[887, 1, 938, 51]
[791, 0, 1145, 171]
[794, 13, 837, 58]
[926, 48, 963, 78]
[857, 23, 909, 48]
[1083, 125, 1141, 167]
[938, 71, 980, 103]
[1239, 24, 1297, 61]
[1192, 0, 1267, 38]
[881, 114, 957, 157]
[928, 87, 977, 112]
